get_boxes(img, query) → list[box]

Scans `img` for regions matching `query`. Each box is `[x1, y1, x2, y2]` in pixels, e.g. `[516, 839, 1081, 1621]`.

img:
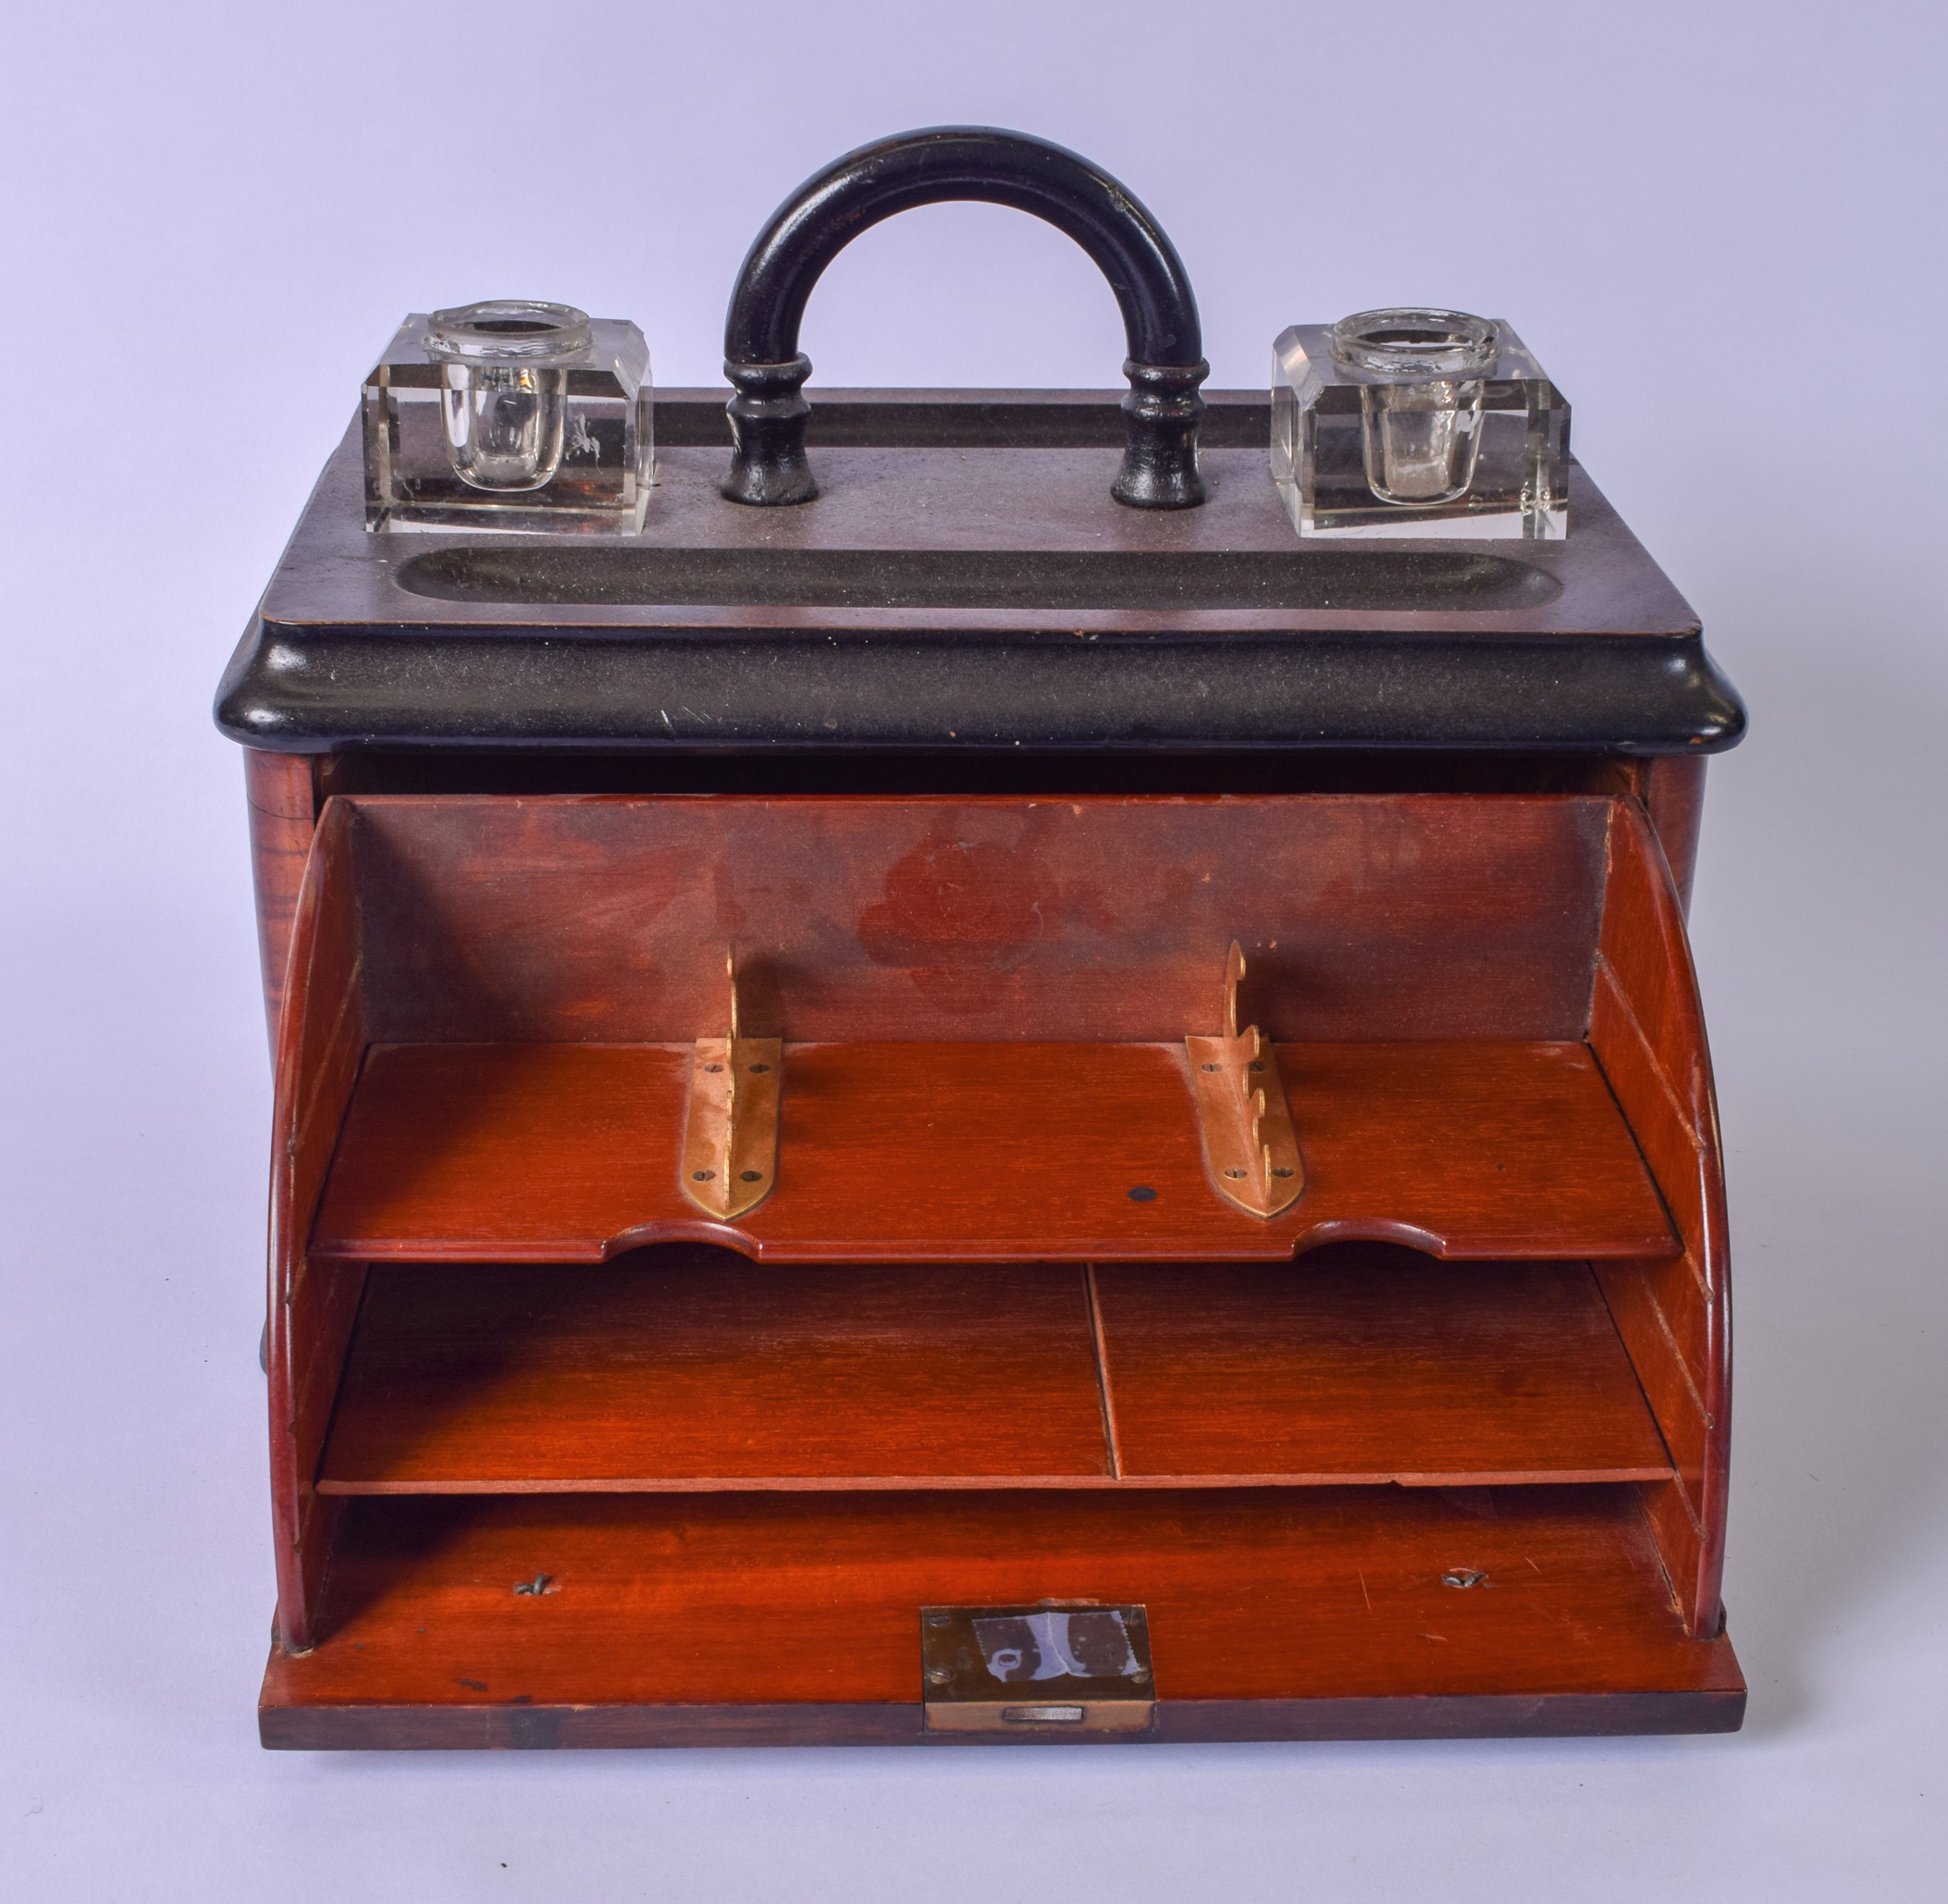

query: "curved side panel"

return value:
[242, 748, 317, 1049]
[1587, 799, 1732, 1636]
[266, 798, 370, 1652]
[1638, 756, 1708, 918]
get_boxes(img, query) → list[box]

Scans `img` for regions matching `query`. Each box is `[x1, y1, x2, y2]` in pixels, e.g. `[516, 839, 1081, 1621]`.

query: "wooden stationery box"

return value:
[254, 786, 1740, 1746]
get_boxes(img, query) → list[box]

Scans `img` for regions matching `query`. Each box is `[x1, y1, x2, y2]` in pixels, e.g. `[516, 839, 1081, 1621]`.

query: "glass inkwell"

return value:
[361, 300, 654, 532]
[1272, 308, 1568, 538]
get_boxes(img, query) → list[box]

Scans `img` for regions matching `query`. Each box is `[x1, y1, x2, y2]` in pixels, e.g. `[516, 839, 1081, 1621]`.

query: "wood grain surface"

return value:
[314, 1249, 1671, 1494]
[260, 785, 1733, 1703]
[1095, 1255, 1672, 1486]
[318, 1257, 1113, 1490]
[259, 1485, 1743, 1744]
[308, 1040, 1676, 1264]
[342, 793, 1609, 1046]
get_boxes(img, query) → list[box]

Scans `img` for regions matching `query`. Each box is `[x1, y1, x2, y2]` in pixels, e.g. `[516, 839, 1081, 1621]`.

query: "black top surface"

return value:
[214, 390, 1744, 756]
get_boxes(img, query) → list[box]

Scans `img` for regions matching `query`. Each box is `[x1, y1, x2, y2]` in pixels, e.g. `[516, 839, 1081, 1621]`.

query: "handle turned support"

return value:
[721, 127, 1209, 510]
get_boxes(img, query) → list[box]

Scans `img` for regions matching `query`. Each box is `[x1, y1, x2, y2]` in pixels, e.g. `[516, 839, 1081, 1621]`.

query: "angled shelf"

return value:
[310, 1039, 1674, 1265]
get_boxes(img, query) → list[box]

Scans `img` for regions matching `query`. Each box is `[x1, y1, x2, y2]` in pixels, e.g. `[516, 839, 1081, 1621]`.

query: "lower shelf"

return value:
[260, 1485, 1744, 1747]
[315, 1248, 1675, 1492]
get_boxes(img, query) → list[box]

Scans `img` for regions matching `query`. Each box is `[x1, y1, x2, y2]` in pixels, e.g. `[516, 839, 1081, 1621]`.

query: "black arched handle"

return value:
[721, 127, 1209, 509]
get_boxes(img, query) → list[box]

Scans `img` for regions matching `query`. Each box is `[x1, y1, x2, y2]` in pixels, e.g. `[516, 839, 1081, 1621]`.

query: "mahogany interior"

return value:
[263, 1485, 1739, 1732]
[339, 792, 1609, 1045]
[311, 1039, 1675, 1264]
[315, 1247, 1672, 1494]
[261, 788, 1737, 1729]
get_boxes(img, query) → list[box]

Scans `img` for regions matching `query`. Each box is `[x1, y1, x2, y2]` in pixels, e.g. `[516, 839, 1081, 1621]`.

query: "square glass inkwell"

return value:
[361, 300, 653, 532]
[1272, 308, 1568, 538]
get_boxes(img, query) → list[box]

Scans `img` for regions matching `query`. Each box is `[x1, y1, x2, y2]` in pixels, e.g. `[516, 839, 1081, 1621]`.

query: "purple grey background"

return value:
[4, 2, 1943, 1897]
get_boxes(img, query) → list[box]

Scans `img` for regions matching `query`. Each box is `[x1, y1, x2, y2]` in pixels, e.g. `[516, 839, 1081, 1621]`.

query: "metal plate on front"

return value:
[920, 1603, 1154, 1735]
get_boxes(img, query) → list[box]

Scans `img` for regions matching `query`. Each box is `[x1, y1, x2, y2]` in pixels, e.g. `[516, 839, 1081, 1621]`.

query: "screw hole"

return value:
[1272, 1166, 1296, 1178]
[740, 1169, 762, 1182]
[748, 1062, 771, 1073]
[1128, 1185, 1158, 1203]
[692, 1169, 714, 1181]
